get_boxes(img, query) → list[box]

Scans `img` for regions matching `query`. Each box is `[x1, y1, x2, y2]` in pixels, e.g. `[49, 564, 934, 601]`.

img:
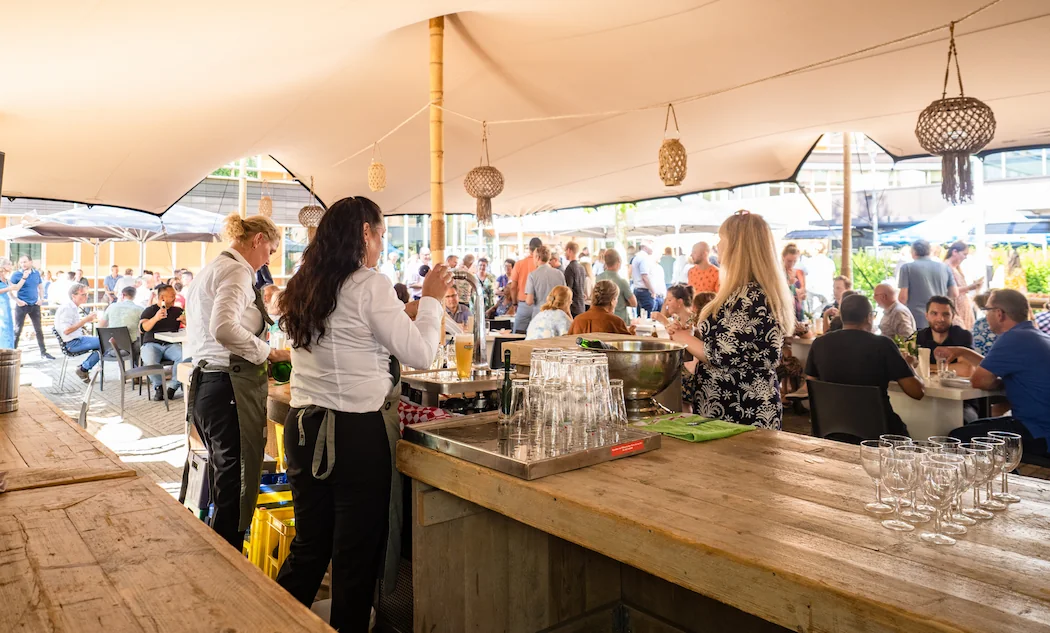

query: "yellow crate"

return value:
[264, 513, 296, 579]
[274, 422, 286, 472]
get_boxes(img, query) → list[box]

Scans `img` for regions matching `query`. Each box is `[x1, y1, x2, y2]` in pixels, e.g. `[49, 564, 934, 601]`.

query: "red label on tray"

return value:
[610, 439, 645, 457]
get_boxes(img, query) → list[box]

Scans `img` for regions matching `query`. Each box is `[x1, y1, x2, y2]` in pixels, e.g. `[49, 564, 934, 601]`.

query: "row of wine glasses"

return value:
[860, 431, 1022, 546]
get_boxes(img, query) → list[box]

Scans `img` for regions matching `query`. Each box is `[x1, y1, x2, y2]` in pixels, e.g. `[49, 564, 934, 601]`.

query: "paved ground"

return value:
[15, 342, 188, 497]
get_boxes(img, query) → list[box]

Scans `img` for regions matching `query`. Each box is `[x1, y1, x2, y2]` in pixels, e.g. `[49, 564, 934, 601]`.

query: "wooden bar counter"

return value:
[397, 422, 1050, 633]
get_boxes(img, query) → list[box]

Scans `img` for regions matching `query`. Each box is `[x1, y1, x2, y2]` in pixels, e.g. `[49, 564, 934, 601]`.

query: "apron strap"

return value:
[297, 406, 337, 480]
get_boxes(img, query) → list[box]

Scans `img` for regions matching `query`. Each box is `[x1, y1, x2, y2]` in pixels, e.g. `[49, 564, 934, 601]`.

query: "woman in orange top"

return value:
[568, 280, 634, 335]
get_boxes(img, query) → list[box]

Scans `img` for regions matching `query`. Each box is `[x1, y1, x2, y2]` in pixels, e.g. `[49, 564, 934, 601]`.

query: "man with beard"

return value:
[916, 295, 973, 356]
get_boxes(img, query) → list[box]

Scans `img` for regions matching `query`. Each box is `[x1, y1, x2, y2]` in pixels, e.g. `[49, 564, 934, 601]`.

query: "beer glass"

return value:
[454, 334, 474, 379]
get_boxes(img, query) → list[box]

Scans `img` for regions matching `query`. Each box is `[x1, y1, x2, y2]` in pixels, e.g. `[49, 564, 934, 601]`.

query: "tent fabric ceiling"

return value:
[2, 1, 1049, 217]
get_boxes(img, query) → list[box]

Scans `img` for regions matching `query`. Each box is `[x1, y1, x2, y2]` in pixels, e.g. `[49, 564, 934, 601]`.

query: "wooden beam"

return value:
[429, 17, 445, 263]
[841, 132, 853, 280]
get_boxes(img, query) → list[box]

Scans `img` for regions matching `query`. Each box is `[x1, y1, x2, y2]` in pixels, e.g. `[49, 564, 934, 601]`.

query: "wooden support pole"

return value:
[840, 133, 853, 281]
[237, 158, 248, 219]
[429, 17, 445, 263]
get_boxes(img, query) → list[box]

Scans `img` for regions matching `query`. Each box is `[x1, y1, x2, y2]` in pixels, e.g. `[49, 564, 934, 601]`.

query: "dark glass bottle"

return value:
[499, 350, 513, 416]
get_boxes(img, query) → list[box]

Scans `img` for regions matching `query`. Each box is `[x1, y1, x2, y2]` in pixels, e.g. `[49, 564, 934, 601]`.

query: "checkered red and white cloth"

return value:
[398, 399, 456, 432]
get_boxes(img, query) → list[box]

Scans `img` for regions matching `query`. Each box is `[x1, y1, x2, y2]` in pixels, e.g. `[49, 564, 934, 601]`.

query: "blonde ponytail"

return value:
[223, 213, 280, 245]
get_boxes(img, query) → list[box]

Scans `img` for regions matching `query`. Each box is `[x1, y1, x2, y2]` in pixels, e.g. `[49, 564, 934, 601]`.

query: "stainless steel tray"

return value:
[403, 414, 661, 480]
[402, 369, 514, 395]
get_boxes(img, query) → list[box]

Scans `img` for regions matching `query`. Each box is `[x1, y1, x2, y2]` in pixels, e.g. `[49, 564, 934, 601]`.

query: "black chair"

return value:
[807, 379, 891, 444]
[97, 327, 137, 392]
[52, 327, 92, 391]
[108, 336, 170, 417]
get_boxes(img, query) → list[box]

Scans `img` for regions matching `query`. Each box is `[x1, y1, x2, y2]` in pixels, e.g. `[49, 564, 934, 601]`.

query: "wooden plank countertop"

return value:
[0, 387, 136, 493]
[502, 333, 650, 367]
[397, 426, 1050, 633]
[0, 475, 333, 632]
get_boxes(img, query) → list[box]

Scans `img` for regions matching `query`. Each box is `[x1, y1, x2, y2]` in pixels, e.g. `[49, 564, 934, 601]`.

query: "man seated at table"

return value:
[937, 289, 1050, 457]
[873, 283, 916, 340]
[55, 283, 101, 383]
[99, 286, 143, 343]
[139, 283, 184, 401]
[916, 296, 973, 353]
[443, 286, 471, 327]
[805, 294, 924, 437]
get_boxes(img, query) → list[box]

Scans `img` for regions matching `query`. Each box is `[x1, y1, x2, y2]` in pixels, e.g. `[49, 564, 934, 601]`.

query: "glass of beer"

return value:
[454, 334, 474, 380]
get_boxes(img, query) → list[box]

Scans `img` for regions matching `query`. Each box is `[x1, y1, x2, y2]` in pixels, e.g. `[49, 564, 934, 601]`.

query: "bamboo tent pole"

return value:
[429, 17, 446, 263]
[841, 132, 853, 281]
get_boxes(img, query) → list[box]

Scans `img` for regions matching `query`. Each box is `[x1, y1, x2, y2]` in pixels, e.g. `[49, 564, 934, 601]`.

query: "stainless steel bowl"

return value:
[590, 340, 685, 420]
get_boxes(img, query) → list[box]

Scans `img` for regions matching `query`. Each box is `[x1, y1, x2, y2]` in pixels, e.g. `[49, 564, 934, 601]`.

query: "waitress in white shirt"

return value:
[275, 197, 450, 632]
[184, 213, 289, 549]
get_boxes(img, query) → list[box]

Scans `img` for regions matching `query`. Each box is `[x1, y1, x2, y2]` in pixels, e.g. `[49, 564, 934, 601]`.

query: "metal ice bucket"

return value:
[589, 340, 684, 420]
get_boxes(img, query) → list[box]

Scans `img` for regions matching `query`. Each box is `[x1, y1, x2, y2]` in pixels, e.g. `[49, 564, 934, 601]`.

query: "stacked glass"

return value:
[500, 349, 629, 458]
[859, 432, 1023, 546]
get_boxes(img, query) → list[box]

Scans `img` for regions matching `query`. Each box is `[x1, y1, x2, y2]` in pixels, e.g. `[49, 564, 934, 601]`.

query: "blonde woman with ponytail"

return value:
[525, 285, 573, 340]
[184, 212, 287, 549]
[668, 211, 795, 428]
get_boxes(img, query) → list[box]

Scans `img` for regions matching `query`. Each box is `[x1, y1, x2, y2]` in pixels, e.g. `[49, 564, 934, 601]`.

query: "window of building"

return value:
[10, 243, 41, 264]
[1003, 149, 1045, 178]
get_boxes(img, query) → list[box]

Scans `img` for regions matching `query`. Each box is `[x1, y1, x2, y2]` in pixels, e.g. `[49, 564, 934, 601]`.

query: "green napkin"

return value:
[637, 413, 755, 442]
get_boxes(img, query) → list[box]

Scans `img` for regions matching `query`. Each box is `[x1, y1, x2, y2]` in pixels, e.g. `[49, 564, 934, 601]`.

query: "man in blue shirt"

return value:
[937, 289, 1050, 457]
[10, 255, 53, 359]
[104, 264, 122, 302]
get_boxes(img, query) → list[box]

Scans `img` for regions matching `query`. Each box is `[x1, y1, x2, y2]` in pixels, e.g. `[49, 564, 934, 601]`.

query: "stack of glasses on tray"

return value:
[499, 349, 629, 460]
[859, 432, 1023, 546]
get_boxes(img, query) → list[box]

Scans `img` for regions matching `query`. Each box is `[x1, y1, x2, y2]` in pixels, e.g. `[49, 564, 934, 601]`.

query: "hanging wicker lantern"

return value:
[298, 177, 325, 241]
[658, 104, 687, 187]
[915, 22, 995, 205]
[463, 122, 504, 226]
[367, 143, 387, 192]
[257, 180, 273, 218]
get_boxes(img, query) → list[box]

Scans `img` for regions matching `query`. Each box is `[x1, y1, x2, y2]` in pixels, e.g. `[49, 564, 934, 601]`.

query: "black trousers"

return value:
[276, 408, 391, 633]
[950, 416, 1049, 457]
[14, 303, 47, 353]
[191, 373, 246, 550]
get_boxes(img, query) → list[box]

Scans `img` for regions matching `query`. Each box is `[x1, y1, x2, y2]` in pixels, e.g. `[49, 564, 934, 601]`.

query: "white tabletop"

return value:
[888, 377, 1000, 401]
[153, 331, 186, 344]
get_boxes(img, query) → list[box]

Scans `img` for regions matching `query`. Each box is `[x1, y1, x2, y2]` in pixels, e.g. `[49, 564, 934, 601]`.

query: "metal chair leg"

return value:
[119, 378, 126, 419]
[58, 356, 68, 391]
[160, 372, 170, 412]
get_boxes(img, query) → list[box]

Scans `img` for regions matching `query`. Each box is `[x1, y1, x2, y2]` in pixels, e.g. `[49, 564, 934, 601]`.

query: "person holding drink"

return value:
[139, 283, 185, 400]
[275, 197, 451, 631]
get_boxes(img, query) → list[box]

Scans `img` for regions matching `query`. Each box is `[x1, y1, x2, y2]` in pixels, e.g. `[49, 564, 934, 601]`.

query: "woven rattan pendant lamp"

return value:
[298, 176, 325, 241]
[915, 22, 996, 205]
[658, 104, 687, 187]
[463, 122, 504, 226]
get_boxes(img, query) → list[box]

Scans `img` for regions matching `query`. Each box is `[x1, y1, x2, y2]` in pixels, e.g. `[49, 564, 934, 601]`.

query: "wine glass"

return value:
[919, 459, 962, 546]
[937, 446, 977, 527]
[880, 447, 919, 532]
[895, 446, 931, 523]
[987, 431, 1023, 504]
[971, 436, 1008, 511]
[929, 453, 968, 535]
[928, 436, 961, 447]
[960, 443, 996, 520]
[859, 440, 894, 515]
[879, 434, 912, 505]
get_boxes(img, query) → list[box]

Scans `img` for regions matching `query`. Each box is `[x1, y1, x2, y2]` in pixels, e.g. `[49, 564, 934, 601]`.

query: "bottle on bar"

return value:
[576, 337, 613, 350]
[270, 360, 293, 384]
[499, 350, 513, 419]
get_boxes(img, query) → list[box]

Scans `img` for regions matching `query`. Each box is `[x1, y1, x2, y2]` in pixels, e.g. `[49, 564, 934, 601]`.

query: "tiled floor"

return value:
[16, 344, 188, 497]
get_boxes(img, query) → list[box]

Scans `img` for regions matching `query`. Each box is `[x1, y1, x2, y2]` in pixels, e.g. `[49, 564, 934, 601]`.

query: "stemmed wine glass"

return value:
[937, 445, 977, 527]
[928, 436, 961, 447]
[879, 434, 913, 506]
[960, 442, 996, 520]
[987, 431, 1023, 504]
[860, 440, 894, 515]
[972, 436, 1008, 511]
[929, 453, 968, 535]
[896, 445, 932, 523]
[880, 446, 920, 532]
[919, 458, 963, 546]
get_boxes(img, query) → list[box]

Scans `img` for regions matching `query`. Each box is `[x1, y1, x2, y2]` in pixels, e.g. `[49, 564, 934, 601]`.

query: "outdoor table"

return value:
[397, 417, 1050, 633]
[488, 315, 514, 330]
[0, 387, 135, 492]
[888, 377, 1002, 439]
[790, 335, 814, 366]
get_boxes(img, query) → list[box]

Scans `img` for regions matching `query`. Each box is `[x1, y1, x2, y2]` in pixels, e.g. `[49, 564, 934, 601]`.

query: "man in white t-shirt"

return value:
[54, 283, 100, 382]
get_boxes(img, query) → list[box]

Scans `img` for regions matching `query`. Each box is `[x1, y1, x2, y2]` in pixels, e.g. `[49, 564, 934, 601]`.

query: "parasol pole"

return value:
[93, 240, 100, 304]
[841, 132, 853, 281]
[238, 158, 248, 219]
[429, 16, 445, 263]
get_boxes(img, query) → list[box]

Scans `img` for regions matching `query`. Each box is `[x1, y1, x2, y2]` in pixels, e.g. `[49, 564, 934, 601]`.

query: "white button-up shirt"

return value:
[54, 302, 88, 342]
[185, 248, 269, 368]
[290, 268, 443, 413]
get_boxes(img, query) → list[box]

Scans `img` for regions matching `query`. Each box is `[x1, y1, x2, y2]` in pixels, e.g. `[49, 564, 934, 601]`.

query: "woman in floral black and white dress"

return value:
[669, 211, 796, 429]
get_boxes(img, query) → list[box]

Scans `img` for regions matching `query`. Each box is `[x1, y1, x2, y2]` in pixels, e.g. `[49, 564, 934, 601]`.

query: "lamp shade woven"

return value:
[298, 204, 324, 228]
[464, 165, 504, 225]
[258, 194, 273, 218]
[368, 160, 387, 192]
[658, 138, 687, 187]
[914, 24, 996, 204]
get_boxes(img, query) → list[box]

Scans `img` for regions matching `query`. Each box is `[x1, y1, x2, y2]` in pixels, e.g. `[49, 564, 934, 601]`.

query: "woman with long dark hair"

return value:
[275, 197, 451, 631]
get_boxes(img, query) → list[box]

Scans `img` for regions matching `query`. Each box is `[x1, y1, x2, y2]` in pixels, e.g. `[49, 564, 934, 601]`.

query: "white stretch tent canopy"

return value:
[1, 1, 1049, 216]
